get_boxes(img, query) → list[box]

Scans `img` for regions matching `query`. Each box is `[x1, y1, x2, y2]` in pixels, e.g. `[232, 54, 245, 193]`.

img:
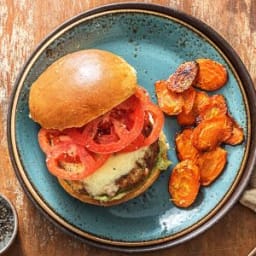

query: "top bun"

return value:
[29, 49, 138, 130]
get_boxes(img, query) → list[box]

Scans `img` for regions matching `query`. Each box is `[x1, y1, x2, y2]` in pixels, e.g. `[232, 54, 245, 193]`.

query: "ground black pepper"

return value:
[0, 196, 15, 250]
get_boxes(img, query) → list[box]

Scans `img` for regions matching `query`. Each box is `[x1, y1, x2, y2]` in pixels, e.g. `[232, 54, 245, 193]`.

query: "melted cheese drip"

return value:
[82, 146, 150, 197]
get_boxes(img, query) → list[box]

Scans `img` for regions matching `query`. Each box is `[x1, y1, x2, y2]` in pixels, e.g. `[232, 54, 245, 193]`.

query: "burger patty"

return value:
[116, 141, 159, 192]
[65, 140, 160, 198]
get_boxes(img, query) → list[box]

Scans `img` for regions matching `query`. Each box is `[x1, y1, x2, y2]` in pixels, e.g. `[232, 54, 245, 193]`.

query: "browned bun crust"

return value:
[29, 49, 137, 130]
[57, 167, 161, 207]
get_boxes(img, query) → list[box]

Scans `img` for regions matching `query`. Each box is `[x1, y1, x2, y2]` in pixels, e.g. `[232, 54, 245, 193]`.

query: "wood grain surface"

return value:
[1, 0, 256, 255]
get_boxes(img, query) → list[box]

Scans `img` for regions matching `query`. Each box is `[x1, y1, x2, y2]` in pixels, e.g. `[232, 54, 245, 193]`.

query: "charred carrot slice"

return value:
[169, 160, 200, 208]
[167, 61, 199, 93]
[197, 147, 227, 186]
[197, 94, 227, 123]
[224, 115, 244, 145]
[192, 115, 232, 151]
[155, 80, 184, 115]
[195, 58, 228, 91]
[175, 129, 199, 162]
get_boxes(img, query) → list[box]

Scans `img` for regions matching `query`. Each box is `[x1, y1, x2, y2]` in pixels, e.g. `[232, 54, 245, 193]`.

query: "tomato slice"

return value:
[46, 143, 93, 180]
[38, 128, 73, 154]
[143, 103, 164, 146]
[83, 95, 145, 154]
[135, 86, 151, 103]
[122, 101, 164, 152]
[63, 127, 86, 146]
[39, 87, 163, 156]
[46, 143, 109, 180]
[91, 153, 110, 170]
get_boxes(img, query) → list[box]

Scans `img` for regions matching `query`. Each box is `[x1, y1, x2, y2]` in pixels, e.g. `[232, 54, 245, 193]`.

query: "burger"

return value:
[29, 49, 170, 206]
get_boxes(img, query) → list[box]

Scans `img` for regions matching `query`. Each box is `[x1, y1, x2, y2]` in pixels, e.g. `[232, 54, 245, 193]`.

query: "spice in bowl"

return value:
[0, 194, 18, 254]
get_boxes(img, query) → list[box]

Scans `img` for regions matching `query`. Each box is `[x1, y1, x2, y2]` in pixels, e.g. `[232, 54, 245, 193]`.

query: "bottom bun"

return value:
[58, 133, 170, 206]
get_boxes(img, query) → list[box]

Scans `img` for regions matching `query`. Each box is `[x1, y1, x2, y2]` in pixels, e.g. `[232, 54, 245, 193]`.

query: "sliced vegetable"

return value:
[224, 115, 244, 145]
[38, 128, 73, 154]
[46, 143, 98, 180]
[177, 90, 210, 127]
[141, 103, 164, 146]
[181, 87, 197, 114]
[90, 152, 111, 170]
[122, 98, 164, 152]
[175, 128, 199, 162]
[177, 110, 196, 127]
[167, 61, 198, 93]
[63, 127, 85, 146]
[193, 90, 211, 114]
[197, 147, 227, 186]
[169, 160, 200, 208]
[83, 94, 144, 154]
[155, 80, 184, 115]
[195, 58, 228, 91]
[192, 115, 233, 151]
[135, 86, 151, 103]
[197, 94, 227, 123]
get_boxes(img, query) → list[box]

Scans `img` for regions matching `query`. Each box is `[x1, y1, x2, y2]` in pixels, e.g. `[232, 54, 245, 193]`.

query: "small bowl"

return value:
[0, 194, 18, 254]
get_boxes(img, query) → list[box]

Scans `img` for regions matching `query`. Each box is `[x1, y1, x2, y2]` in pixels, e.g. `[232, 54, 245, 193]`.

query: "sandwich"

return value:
[29, 49, 170, 206]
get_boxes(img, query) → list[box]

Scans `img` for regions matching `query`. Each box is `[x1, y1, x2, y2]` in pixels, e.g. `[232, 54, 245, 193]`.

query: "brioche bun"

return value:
[29, 49, 137, 130]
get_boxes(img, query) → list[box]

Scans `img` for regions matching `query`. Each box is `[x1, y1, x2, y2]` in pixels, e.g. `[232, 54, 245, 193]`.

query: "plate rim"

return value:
[7, 2, 256, 253]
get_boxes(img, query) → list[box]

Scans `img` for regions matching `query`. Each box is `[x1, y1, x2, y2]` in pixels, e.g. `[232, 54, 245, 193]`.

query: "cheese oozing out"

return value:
[80, 146, 150, 197]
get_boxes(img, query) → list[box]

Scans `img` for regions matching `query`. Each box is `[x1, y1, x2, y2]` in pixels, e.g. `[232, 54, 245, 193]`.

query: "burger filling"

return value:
[62, 134, 170, 201]
[64, 141, 159, 198]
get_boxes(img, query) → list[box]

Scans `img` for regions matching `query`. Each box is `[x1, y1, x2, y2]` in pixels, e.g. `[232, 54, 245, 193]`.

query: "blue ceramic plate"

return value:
[7, 3, 256, 252]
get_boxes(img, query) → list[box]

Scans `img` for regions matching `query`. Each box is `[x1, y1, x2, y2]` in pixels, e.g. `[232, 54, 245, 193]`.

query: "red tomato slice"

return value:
[121, 133, 145, 152]
[143, 103, 164, 146]
[46, 143, 94, 180]
[83, 95, 145, 154]
[91, 153, 110, 169]
[38, 128, 73, 154]
[63, 127, 85, 146]
[46, 143, 109, 180]
[122, 101, 164, 152]
[135, 86, 151, 103]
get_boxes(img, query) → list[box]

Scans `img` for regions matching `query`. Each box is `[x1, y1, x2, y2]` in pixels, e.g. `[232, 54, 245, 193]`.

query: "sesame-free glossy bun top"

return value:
[29, 49, 137, 130]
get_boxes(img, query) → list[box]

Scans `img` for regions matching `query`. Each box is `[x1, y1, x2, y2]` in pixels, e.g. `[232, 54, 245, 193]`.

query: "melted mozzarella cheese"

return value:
[82, 146, 150, 197]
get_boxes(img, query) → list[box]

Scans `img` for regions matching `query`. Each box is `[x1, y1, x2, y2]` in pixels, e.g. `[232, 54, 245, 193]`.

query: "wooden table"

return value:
[1, 1, 256, 255]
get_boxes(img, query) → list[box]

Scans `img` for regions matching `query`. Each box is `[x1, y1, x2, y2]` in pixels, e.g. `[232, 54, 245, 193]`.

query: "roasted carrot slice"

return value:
[224, 115, 244, 145]
[197, 147, 227, 186]
[193, 90, 211, 113]
[176, 87, 197, 126]
[175, 129, 199, 162]
[195, 58, 228, 91]
[192, 115, 232, 151]
[177, 90, 208, 126]
[155, 80, 184, 115]
[167, 61, 199, 93]
[181, 87, 197, 114]
[197, 94, 227, 123]
[177, 110, 196, 126]
[169, 160, 200, 208]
